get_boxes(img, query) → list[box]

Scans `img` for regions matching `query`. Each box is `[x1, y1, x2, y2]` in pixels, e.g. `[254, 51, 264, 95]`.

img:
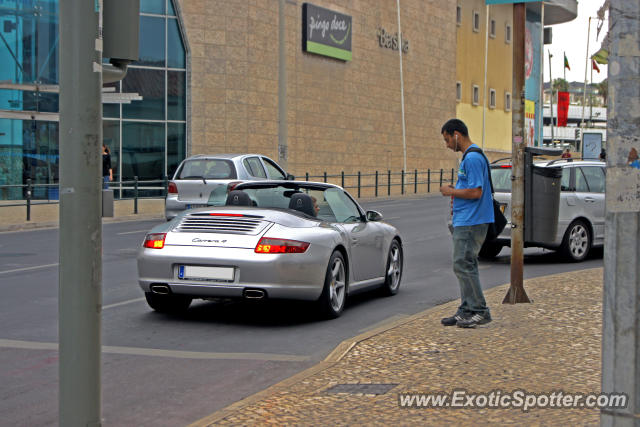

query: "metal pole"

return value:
[277, 0, 288, 169]
[134, 176, 139, 214]
[602, 2, 640, 424]
[504, 3, 530, 304]
[387, 170, 391, 196]
[549, 50, 554, 144]
[26, 178, 32, 221]
[375, 170, 378, 197]
[482, 4, 489, 150]
[357, 171, 361, 198]
[414, 169, 417, 193]
[396, 0, 407, 172]
[427, 169, 431, 193]
[401, 170, 404, 195]
[58, 0, 102, 424]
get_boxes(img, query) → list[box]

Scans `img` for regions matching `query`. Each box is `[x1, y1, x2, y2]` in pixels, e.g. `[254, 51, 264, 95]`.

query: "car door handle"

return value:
[584, 197, 596, 203]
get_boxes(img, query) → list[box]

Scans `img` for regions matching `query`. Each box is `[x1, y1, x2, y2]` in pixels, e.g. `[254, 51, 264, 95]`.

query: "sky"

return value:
[544, 0, 608, 84]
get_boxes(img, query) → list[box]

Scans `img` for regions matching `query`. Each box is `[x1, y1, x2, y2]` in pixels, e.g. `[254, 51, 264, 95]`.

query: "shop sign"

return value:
[377, 27, 409, 53]
[302, 3, 352, 61]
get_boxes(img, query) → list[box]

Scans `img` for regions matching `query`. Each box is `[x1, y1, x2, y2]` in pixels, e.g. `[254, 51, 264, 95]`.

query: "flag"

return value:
[592, 59, 600, 73]
[564, 53, 571, 71]
[557, 91, 570, 127]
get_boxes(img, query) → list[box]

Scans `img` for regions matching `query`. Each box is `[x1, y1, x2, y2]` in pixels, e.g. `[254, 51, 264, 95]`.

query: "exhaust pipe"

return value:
[150, 284, 170, 295]
[244, 289, 266, 299]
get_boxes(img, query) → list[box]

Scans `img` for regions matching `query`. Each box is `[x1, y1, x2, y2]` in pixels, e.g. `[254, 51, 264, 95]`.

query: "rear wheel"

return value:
[318, 251, 347, 319]
[561, 220, 591, 262]
[381, 239, 403, 296]
[145, 292, 192, 313]
[478, 241, 503, 259]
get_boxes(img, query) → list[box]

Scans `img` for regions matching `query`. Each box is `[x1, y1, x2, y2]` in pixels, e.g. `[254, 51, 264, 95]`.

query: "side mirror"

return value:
[286, 173, 295, 180]
[366, 210, 383, 221]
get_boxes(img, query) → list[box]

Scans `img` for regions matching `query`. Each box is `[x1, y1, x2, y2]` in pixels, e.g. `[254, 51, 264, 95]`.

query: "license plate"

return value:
[178, 265, 235, 282]
[186, 204, 207, 209]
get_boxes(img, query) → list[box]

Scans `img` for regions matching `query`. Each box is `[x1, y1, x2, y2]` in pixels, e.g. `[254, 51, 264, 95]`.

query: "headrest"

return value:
[225, 190, 252, 206]
[288, 193, 316, 217]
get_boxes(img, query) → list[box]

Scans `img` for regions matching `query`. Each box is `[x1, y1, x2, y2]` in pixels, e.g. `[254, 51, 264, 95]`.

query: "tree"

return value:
[597, 78, 608, 105]
[553, 78, 569, 92]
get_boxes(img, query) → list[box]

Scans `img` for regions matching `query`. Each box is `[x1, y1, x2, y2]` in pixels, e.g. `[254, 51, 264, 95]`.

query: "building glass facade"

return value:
[0, 0, 187, 200]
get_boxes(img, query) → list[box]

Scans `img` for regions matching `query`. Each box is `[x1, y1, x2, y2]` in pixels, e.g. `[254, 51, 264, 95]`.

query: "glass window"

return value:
[490, 19, 496, 38]
[473, 11, 480, 32]
[263, 157, 286, 179]
[489, 89, 496, 108]
[167, 71, 185, 120]
[178, 159, 236, 179]
[472, 85, 479, 105]
[490, 167, 511, 192]
[324, 188, 361, 223]
[560, 167, 572, 191]
[456, 82, 462, 102]
[136, 16, 165, 67]
[168, 0, 176, 16]
[506, 24, 512, 43]
[123, 69, 165, 120]
[456, 6, 461, 25]
[244, 157, 267, 178]
[580, 166, 605, 193]
[575, 167, 590, 192]
[103, 81, 120, 118]
[103, 121, 121, 183]
[140, 0, 165, 15]
[122, 122, 165, 181]
[167, 123, 185, 178]
[168, 18, 185, 68]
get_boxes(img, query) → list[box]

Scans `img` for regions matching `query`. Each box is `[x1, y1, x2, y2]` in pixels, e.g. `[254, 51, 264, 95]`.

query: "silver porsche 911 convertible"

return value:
[137, 181, 403, 318]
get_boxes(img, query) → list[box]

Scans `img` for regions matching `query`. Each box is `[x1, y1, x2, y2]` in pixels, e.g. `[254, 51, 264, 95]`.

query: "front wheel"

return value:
[381, 239, 403, 296]
[317, 251, 347, 319]
[560, 220, 591, 262]
[145, 292, 192, 314]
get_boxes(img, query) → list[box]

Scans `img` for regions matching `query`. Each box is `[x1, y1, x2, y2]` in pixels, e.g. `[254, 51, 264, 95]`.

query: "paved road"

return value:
[0, 196, 603, 426]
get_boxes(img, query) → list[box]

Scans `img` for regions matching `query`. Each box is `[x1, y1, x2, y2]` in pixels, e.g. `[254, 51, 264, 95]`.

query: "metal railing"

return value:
[0, 169, 456, 221]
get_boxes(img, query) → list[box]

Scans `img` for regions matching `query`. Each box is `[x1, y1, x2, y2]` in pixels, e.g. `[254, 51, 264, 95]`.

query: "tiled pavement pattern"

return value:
[192, 268, 603, 426]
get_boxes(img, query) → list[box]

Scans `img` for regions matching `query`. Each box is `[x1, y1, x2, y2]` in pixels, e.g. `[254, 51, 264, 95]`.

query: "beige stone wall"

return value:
[178, 0, 458, 179]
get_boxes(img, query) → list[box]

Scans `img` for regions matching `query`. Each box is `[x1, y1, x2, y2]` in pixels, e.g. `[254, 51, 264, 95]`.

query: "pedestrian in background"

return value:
[102, 144, 113, 189]
[561, 148, 572, 159]
[439, 119, 493, 328]
[599, 148, 606, 161]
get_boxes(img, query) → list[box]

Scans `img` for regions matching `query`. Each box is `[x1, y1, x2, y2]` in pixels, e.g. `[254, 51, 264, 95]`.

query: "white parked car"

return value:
[165, 154, 292, 220]
[482, 159, 605, 262]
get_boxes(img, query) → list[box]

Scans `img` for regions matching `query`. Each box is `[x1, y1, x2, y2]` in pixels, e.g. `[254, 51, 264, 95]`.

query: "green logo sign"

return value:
[302, 3, 352, 61]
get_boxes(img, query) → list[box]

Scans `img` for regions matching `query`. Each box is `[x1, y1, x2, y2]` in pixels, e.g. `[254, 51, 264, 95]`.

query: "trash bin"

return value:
[523, 147, 563, 245]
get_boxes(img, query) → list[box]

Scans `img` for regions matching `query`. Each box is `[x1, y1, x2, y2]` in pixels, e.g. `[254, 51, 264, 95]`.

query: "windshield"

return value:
[177, 159, 237, 179]
[229, 184, 362, 223]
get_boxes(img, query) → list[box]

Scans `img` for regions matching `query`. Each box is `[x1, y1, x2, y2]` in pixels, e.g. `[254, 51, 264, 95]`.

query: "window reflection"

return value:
[123, 69, 165, 120]
[122, 122, 165, 182]
[167, 123, 185, 178]
[168, 18, 185, 68]
[136, 16, 165, 67]
[140, 0, 165, 15]
[168, 71, 185, 120]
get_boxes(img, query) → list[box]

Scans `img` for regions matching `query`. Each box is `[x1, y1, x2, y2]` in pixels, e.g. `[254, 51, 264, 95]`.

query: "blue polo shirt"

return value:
[453, 145, 495, 227]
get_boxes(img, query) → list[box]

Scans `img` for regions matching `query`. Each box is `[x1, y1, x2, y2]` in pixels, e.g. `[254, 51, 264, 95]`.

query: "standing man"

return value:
[439, 119, 494, 328]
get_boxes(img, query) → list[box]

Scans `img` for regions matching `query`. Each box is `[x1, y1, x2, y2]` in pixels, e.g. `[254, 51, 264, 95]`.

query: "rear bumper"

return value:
[137, 244, 328, 301]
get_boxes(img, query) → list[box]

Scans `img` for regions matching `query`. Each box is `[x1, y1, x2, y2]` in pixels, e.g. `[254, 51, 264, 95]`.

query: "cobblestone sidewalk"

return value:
[191, 268, 604, 426]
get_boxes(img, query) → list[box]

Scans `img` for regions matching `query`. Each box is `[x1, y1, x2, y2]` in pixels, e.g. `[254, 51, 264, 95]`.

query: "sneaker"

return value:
[456, 313, 492, 328]
[441, 314, 464, 326]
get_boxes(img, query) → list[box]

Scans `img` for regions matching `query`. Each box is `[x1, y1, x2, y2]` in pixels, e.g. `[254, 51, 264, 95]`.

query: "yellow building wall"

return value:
[456, 0, 512, 154]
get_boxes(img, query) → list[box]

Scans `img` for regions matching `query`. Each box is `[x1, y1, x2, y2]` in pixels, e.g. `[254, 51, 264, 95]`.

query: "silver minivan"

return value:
[484, 159, 605, 261]
[165, 154, 291, 220]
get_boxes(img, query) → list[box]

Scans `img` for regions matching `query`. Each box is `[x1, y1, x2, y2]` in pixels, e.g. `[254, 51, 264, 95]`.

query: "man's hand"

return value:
[440, 184, 455, 196]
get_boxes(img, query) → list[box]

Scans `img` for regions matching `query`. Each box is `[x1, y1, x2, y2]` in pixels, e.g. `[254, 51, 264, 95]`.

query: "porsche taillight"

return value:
[143, 233, 167, 249]
[254, 237, 310, 254]
[168, 182, 178, 194]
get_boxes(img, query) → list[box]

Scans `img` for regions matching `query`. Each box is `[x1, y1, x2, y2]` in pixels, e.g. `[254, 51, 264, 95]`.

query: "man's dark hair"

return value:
[441, 119, 469, 137]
